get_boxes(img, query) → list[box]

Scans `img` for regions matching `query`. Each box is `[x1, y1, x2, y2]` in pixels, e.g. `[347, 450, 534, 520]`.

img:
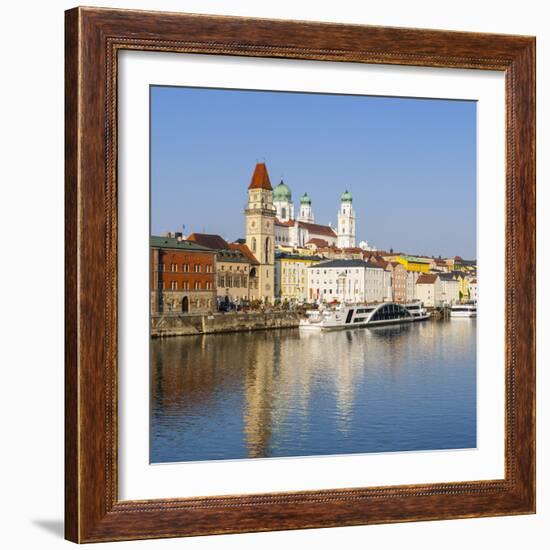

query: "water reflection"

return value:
[151, 320, 476, 462]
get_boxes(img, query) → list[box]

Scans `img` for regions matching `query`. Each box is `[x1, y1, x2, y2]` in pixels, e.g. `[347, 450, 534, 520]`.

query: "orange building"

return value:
[150, 236, 217, 314]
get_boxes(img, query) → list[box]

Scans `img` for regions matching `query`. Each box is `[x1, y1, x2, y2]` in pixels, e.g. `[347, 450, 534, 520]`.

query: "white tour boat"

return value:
[299, 301, 430, 331]
[449, 303, 477, 318]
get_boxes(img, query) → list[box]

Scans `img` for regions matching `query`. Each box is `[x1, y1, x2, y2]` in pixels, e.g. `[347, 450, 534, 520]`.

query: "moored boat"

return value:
[299, 301, 429, 330]
[449, 303, 477, 318]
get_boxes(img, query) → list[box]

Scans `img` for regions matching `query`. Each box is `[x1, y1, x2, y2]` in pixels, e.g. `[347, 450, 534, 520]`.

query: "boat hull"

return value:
[299, 308, 430, 331]
[450, 311, 477, 318]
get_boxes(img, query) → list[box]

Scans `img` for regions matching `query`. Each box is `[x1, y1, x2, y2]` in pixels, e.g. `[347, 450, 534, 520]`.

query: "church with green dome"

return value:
[273, 180, 294, 222]
[270, 177, 356, 249]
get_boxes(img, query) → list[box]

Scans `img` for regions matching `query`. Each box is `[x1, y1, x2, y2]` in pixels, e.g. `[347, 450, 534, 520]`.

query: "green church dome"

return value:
[273, 179, 292, 201]
[340, 190, 353, 202]
[300, 192, 311, 205]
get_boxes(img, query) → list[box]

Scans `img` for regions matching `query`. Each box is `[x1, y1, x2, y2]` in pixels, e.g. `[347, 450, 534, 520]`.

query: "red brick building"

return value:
[150, 236, 217, 314]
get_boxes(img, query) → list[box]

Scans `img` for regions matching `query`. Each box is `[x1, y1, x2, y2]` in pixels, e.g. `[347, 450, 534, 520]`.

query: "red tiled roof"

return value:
[342, 247, 363, 253]
[228, 243, 259, 265]
[297, 220, 337, 238]
[275, 219, 295, 227]
[187, 233, 229, 250]
[248, 162, 272, 190]
[416, 273, 439, 284]
[306, 238, 329, 247]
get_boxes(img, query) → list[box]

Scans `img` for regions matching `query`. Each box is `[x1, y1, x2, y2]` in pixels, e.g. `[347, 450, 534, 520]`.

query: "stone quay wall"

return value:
[151, 311, 301, 338]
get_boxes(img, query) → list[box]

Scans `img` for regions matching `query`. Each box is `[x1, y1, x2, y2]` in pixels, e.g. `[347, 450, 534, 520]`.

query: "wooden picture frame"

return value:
[65, 6, 536, 543]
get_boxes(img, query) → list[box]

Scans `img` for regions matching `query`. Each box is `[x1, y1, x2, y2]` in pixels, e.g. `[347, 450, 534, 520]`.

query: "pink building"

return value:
[369, 259, 408, 303]
[389, 261, 408, 302]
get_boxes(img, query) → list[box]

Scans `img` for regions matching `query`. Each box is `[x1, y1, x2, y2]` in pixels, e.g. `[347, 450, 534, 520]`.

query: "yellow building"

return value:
[395, 255, 432, 273]
[275, 244, 318, 257]
[275, 253, 322, 303]
[452, 271, 472, 302]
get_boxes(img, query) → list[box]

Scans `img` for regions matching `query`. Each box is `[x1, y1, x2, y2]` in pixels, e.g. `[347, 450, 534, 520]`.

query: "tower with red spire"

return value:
[245, 163, 275, 302]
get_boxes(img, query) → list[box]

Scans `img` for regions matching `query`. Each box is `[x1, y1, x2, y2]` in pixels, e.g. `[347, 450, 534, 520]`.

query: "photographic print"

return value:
[149, 86, 478, 464]
[64, 9, 536, 540]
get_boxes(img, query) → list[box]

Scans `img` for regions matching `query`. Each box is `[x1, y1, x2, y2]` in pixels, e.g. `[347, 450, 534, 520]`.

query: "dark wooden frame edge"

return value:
[65, 6, 536, 543]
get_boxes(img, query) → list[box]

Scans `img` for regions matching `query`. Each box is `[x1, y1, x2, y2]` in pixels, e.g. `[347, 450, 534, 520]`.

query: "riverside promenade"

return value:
[151, 311, 301, 338]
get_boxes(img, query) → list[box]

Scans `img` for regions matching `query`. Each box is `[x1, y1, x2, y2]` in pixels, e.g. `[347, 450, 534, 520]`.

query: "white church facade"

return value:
[271, 179, 357, 250]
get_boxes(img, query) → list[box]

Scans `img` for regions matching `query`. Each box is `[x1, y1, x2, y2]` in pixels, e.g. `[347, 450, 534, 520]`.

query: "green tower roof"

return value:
[300, 192, 312, 205]
[273, 179, 292, 202]
[340, 190, 353, 202]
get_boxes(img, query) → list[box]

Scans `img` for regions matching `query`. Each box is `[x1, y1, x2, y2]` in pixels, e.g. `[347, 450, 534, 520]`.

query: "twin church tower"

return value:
[245, 162, 357, 302]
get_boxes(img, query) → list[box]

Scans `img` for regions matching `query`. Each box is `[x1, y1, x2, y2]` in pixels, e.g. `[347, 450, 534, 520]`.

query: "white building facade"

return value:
[383, 269, 393, 302]
[275, 219, 337, 248]
[406, 271, 420, 302]
[439, 274, 460, 305]
[307, 259, 385, 304]
[469, 279, 478, 302]
[415, 274, 443, 307]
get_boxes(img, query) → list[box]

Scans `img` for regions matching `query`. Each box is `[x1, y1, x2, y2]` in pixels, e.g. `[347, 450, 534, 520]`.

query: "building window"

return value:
[265, 237, 270, 263]
[194, 281, 200, 290]
[171, 281, 177, 290]
[182, 281, 189, 290]
[218, 275, 225, 287]
[194, 264, 201, 273]
[182, 263, 189, 272]
[171, 263, 177, 272]
[252, 237, 257, 253]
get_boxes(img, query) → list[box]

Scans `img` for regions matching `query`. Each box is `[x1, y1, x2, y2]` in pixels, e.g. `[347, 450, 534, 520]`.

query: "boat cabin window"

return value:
[371, 304, 412, 322]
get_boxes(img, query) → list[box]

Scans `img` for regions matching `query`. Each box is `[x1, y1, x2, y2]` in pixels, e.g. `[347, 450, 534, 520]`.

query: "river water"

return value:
[151, 319, 476, 463]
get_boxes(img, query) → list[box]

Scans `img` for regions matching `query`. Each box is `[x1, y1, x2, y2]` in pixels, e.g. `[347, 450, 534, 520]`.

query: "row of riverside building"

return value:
[151, 163, 477, 315]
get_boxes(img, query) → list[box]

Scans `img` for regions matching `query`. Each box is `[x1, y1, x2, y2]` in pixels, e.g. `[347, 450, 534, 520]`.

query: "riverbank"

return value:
[151, 311, 301, 338]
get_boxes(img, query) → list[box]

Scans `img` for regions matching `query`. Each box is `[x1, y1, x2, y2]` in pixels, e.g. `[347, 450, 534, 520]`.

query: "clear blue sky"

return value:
[151, 86, 476, 259]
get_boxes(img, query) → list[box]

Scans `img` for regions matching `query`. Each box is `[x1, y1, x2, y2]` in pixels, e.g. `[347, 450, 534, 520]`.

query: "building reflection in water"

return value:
[151, 320, 476, 463]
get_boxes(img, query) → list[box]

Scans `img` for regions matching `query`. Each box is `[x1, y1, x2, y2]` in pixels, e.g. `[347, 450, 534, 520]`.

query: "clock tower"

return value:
[245, 163, 275, 303]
